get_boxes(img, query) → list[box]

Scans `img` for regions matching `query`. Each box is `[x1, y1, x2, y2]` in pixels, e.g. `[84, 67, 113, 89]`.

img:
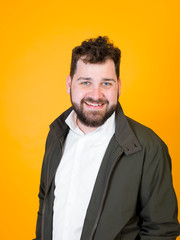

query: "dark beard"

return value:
[71, 97, 117, 127]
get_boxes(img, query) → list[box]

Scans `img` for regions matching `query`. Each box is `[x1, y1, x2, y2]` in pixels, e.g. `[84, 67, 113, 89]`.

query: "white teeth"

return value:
[86, 102, 103, 106]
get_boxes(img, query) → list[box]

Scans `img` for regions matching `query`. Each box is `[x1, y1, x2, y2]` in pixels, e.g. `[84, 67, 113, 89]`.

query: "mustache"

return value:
[81, 97, 108, 104]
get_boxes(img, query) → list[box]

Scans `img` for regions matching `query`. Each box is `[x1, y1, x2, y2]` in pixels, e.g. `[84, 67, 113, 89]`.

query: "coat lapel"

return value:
[45, 108, 71, 196]
[80, 136, 124, 240]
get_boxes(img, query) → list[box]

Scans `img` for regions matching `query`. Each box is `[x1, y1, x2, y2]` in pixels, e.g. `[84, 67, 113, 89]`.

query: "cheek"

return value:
[106, 90, 119, 103]
[71, 88, 85, 102]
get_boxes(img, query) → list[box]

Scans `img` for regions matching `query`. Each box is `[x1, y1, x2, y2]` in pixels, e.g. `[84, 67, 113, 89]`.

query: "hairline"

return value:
[71, 56, 118, 80]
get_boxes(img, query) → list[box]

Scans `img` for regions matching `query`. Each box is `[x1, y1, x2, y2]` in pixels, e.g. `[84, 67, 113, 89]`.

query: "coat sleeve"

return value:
[33, 131, 51, 240]
[139, 138, 180, 239]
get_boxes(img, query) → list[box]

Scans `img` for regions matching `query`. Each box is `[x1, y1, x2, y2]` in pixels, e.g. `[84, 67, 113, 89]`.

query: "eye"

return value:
[102, 82, 112, 86]
[81, 81, 90, 85]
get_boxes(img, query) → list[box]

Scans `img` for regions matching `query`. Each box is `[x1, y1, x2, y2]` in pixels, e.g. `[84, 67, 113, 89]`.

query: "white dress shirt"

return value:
[52, 111, 115, 240]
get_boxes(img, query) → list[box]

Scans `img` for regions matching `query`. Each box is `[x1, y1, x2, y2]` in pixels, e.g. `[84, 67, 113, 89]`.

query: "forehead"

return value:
[74, 58, 117, 79]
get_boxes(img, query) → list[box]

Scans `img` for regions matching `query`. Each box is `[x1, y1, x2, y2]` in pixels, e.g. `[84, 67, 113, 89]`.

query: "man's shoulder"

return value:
[50, 107, 73, 130]
[46, 107, 73, 141]
[126, 116, 167, 150]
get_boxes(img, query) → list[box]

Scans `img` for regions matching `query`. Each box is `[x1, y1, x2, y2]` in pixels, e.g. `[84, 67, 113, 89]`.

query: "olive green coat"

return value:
[34, 103, 180, 240]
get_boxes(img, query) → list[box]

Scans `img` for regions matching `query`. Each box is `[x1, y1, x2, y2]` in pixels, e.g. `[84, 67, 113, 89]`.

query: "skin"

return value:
[66, 58, 121, 134]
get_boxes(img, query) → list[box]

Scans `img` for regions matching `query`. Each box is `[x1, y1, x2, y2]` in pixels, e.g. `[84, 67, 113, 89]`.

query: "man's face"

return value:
[66, 58, 121, 130]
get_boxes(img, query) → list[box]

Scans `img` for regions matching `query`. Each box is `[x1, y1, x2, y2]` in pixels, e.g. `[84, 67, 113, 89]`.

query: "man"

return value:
[34, 36, 180, 240]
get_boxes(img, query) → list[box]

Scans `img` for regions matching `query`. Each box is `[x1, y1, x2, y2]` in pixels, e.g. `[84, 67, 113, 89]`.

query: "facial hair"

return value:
[70, 94, 118, 128]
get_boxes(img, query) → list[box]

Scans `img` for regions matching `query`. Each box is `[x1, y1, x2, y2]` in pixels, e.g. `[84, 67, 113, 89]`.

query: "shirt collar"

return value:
[65, 110, 115, 136]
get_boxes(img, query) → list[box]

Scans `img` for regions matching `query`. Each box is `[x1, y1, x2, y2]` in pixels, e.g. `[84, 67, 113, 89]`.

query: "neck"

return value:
[76, 119, 97, 135]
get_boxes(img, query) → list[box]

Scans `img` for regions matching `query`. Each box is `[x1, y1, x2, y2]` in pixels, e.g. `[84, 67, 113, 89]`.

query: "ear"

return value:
[118, 78, 121, 96]
[66, 75, 72, 95]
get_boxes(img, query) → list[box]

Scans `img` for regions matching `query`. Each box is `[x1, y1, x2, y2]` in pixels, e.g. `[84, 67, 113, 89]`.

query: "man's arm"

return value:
[33, 131, 50, 240]
[33, 183, 45, 240]
[139, 139, 180, 239]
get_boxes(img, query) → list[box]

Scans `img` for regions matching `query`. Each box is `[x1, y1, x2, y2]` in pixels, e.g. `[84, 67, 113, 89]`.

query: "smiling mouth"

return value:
[85, 102, 104, 107]
[84, 101, 106, 111]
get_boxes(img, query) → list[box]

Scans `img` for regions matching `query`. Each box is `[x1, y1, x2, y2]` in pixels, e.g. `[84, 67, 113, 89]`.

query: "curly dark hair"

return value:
[70, 36, 121, 79]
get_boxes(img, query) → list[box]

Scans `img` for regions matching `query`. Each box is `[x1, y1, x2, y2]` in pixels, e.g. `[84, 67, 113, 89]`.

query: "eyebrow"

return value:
[102, 78, 116, 82]
[77, 77, 116, 82]
[77, 77, 92, 81]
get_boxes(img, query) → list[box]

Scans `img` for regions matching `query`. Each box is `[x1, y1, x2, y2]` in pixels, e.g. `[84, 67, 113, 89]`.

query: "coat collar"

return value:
[50, 102, 142, 155]
[114, 103, 142, 155]
[50, 107, 72, 140]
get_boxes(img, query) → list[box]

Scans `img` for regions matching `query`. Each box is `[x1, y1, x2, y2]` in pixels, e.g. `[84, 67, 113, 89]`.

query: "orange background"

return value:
[0, 0, 180, 239]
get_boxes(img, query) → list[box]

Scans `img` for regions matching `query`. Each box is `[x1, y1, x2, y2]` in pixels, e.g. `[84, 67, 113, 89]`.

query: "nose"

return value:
[89, 86, 104, 100]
